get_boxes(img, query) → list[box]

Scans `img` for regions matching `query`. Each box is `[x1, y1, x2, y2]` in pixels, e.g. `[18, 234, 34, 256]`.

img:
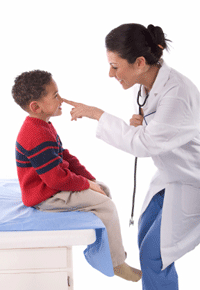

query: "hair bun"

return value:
[147, 24, 167, 50]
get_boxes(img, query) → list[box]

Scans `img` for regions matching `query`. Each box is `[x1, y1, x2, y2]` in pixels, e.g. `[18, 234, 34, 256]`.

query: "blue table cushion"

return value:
[0, 179, 114, 276]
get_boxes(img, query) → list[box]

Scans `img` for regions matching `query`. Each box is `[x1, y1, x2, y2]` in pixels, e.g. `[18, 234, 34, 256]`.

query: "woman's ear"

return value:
[135, 57, 146, 68]
[29, 101, 41, 113]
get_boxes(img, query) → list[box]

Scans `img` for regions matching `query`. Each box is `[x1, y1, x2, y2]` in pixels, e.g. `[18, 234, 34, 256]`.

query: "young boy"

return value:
[12, 70, 142, 282]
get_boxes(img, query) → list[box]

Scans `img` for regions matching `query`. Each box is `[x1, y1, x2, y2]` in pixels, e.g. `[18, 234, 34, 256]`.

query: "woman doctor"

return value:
[63, 24, 200, 290]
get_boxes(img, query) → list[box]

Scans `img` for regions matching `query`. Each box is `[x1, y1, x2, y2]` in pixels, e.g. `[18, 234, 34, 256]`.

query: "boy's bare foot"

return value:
[114, 262, 142, 282]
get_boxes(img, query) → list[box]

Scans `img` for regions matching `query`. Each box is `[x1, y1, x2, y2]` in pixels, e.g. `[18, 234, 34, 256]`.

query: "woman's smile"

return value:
[116, 77, 123, 84]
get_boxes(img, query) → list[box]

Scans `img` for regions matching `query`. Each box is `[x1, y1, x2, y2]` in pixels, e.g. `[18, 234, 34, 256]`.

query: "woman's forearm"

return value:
[89, 107, 104, 121]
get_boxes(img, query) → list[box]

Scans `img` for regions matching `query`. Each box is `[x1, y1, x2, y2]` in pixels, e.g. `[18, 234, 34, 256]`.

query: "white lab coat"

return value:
[96, 60, 200, 270]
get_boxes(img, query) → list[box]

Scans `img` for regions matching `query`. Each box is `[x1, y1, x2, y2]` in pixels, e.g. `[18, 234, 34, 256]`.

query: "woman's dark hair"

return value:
[12, 70, 52, 110]
[105, 23, 171, 65]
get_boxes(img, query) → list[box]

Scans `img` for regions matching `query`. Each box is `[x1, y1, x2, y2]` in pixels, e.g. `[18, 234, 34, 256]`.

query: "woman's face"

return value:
[107, 51, 144, 90]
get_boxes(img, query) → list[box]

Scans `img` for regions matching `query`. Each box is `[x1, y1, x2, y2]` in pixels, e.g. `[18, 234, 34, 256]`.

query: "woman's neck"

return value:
[141, 63, 161, 93]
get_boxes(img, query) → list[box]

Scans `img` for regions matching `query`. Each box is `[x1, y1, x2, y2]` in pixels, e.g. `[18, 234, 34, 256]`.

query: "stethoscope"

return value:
[129, 84, 149, 226]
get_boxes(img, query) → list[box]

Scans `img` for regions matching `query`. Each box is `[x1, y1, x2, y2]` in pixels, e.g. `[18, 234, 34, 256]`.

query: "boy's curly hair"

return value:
[12, 70, 52, 110]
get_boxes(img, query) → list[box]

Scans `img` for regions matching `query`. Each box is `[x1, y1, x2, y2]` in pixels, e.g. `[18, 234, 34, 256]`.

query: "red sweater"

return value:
[16, 117, 95, 207]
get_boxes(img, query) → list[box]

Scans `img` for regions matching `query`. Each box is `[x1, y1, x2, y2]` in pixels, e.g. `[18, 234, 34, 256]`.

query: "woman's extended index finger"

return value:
[62, 98, 78, 107]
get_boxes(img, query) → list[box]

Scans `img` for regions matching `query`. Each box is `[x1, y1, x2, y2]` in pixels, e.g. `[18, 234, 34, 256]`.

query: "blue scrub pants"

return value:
[138, 189, 179, 290]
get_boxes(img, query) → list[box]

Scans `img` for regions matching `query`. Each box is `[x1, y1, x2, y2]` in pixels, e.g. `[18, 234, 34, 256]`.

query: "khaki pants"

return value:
[34, 181, 126, 267]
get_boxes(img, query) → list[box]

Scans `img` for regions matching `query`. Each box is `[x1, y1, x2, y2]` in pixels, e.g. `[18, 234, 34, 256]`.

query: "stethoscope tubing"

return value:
[129, 85, 149, 226]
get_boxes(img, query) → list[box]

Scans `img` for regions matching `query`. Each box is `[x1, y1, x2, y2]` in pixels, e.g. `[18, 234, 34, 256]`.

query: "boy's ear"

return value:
[29, 101, 41, 113]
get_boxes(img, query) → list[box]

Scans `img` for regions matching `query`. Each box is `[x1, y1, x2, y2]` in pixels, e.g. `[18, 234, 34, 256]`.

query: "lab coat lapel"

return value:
[149, 60, 172, 99]
[142, 60, 172, 125]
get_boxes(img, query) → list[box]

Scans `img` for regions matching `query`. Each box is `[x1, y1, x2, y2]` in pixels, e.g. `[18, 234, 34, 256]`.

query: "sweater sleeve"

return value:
[62, 149, 95, 180]
[96, 86, 200, 157]
[16, 133, 90, 192]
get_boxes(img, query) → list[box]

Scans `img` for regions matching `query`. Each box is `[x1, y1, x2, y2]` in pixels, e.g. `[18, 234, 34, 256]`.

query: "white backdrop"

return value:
[0, 0, 199, 289]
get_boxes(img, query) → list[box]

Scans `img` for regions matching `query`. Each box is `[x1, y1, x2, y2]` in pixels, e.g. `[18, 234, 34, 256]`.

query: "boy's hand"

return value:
[130, 108, 144, 127]
[62, 99, 104, 121]
[88, 180, 106, 196]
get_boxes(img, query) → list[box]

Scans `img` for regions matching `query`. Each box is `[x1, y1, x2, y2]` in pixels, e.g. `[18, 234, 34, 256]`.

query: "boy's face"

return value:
[29, 79, 63, 122]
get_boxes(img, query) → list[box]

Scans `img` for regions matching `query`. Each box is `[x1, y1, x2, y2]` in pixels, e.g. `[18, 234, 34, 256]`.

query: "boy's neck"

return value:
[28, 113, 50, 123]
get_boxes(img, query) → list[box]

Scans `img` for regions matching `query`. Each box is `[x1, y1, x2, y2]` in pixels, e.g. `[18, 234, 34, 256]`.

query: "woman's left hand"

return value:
[130, 108, 144, 127]
[62, 99, 104, 121]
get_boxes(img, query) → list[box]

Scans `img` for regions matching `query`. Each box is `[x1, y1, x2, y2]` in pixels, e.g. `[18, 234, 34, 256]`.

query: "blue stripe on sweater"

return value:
[16, 149, 30, 162]
[16, 140, 63, 174]
[16, 141, 59, 157]
[30, 148, 62, 168]
[16, 161, 32, 168]
[36, 158, 62, 175]
[16, 148, 31, 168]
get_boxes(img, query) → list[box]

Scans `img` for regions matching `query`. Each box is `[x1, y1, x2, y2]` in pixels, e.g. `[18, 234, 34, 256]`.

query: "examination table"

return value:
[0, 179, 114, 289]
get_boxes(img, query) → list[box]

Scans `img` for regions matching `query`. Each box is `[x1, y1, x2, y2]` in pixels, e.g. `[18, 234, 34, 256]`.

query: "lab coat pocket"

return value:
[182, 184, 200, 216]
[143, 111, 156, 125]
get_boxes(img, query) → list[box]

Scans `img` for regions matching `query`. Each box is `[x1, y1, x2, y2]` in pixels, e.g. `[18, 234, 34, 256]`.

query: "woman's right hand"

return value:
[88, 180, 107, 195]
[62, 99, 104, 121]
